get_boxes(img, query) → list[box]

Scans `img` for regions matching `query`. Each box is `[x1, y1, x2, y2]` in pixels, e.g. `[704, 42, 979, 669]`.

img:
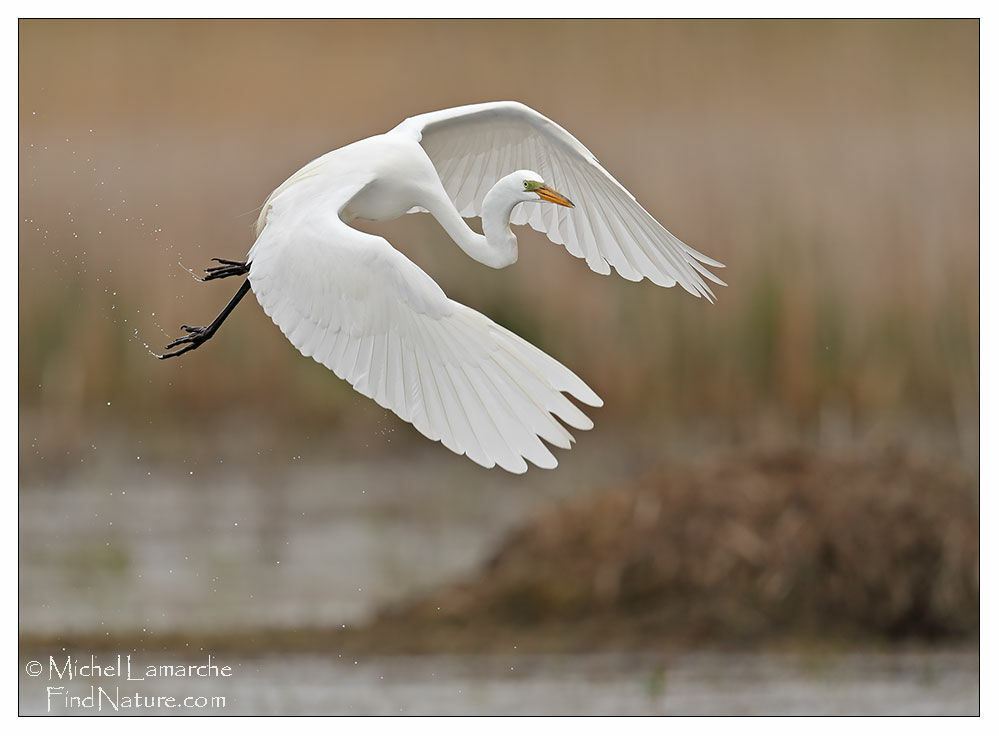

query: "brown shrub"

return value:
[374, 448, 978, 649]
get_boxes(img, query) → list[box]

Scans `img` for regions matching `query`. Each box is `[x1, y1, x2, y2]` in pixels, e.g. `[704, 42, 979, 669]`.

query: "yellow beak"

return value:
[536, 185, 574, 208]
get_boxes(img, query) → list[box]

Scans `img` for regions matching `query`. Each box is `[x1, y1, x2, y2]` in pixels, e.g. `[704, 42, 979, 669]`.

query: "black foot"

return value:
[203, 258, 249, 281]
[157, 325, 214, 359]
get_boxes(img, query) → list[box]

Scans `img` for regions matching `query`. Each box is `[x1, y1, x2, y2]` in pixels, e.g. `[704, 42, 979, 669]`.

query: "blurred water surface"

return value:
[19, 650, 978, 715]
[20, 425, 668, 635]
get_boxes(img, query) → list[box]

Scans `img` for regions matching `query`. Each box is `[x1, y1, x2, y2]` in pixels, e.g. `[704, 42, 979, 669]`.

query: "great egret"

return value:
[159, 101, 724, 473]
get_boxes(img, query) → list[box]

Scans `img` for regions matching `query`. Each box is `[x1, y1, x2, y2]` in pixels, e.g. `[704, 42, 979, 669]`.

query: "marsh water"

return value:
[19, 650, 978, 715]
[19, 431, 979, 716]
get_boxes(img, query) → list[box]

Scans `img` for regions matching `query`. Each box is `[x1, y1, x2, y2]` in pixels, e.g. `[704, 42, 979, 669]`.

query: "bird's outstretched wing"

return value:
[247, 181, 602, 473]
[393, 101, 726, 300]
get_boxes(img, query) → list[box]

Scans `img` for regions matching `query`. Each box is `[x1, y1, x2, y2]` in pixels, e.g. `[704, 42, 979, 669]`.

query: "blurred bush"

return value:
[368, 447, 978, 651]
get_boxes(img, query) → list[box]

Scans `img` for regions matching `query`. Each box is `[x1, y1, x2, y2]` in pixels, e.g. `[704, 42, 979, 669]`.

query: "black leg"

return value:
[157, 279, 252, 359]
[202, 258, 250, 281]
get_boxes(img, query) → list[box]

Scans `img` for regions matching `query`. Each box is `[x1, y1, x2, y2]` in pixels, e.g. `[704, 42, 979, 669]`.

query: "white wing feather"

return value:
[394, 101, 725, 299]
[248, 181, 602, 473]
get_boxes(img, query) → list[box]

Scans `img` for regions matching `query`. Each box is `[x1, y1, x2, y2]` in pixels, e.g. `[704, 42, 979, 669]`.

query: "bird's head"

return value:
[507, 170, 574, 208]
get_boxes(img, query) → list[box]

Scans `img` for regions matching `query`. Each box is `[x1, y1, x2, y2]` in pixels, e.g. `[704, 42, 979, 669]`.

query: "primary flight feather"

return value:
[159, 101, 725, 473]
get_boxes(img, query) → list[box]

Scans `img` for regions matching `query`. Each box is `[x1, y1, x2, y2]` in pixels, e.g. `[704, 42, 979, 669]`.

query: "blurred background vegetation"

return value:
[18, 21, 980, 713]
[20, 19, 978, 468]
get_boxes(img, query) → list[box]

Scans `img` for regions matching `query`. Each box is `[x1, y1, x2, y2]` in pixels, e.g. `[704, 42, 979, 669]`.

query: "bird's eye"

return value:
[523, 180, 529, 189]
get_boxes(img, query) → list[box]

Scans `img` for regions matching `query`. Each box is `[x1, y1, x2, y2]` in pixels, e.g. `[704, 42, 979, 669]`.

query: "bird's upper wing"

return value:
[393, 101, 725, 299]
[247, 179, 602, 473]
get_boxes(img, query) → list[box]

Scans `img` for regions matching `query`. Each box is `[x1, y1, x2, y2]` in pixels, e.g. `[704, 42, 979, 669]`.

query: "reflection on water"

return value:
[19, 650, 978, 716]
[18, 434, 651, 635]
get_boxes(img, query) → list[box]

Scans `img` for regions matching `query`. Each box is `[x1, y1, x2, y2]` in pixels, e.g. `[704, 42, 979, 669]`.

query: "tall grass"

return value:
[18, 20, 978, 460]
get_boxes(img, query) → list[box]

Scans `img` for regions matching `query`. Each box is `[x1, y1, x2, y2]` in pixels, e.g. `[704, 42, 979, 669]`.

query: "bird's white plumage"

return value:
[394, 101, 725, 298]
[248, 179, 602, 473]
[245, 102, 723, 472]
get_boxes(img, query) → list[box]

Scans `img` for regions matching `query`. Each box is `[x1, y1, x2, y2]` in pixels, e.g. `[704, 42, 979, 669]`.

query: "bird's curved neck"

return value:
[424, 188, 518, 269]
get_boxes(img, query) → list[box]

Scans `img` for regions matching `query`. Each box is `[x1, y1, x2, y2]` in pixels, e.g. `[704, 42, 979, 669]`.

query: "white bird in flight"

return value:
[159, 101, 725, 473]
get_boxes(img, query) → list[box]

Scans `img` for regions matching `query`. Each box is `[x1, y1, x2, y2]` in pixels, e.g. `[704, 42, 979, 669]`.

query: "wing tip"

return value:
[570, 387, 603, 409]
